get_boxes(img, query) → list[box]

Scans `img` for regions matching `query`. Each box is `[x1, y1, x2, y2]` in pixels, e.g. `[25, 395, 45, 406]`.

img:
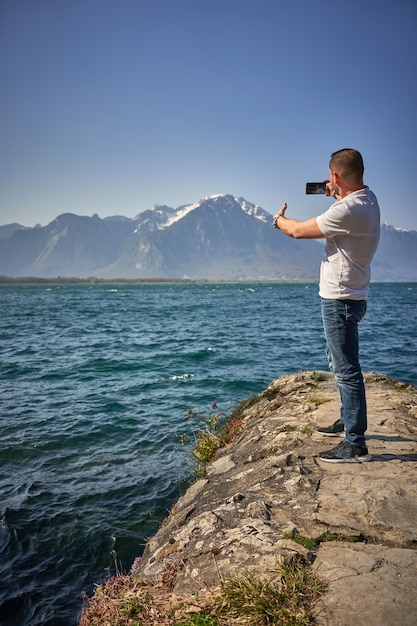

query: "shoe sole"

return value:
[317, 431, 344, 437]
[319, 453, 372, 464]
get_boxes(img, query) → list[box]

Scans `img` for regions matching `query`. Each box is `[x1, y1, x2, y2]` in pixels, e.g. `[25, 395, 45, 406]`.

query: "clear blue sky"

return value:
[1, 0, 416, 230]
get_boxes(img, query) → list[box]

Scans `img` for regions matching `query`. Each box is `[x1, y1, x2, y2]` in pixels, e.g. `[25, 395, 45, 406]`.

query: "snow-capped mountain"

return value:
[0, 195, 416, 281]
[133, 195, 269, 235]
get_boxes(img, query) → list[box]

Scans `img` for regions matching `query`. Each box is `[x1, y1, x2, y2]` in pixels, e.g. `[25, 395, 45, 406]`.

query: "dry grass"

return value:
[79, 556, 326, 626]
[216, 556, 326, 626]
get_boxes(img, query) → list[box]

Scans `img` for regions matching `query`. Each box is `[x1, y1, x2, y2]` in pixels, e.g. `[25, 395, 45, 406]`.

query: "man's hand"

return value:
[273, 202, 287, 228]
[324, 179, 339, 199]
[272, 201, 324, 239]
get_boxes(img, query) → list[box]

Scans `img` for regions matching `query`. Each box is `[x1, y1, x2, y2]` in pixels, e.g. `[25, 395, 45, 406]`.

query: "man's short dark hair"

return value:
[329, 149, 364, 180]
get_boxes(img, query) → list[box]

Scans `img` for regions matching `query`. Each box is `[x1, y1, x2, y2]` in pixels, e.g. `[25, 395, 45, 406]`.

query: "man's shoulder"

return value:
[347, 186, 378, 205]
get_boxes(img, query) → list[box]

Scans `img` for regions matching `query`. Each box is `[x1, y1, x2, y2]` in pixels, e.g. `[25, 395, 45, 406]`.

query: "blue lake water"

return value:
[1, 282, 416, 625]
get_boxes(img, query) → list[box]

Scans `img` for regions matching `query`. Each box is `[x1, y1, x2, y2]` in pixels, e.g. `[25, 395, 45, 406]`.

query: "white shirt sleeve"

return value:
[316, 201, 351, 238]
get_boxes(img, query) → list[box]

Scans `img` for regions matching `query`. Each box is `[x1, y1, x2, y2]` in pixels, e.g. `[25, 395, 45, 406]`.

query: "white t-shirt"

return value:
[316, 186, 380, 300]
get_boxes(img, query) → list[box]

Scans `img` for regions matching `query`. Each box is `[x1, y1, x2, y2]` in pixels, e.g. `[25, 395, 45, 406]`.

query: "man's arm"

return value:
[273, 202, 324, 240]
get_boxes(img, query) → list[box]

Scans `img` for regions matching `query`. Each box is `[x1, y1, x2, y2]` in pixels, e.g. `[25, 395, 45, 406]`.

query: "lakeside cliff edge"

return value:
[80, 372, 417, 625]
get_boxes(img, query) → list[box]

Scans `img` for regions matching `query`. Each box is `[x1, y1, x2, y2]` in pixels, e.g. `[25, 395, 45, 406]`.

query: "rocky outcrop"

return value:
[136, 372, 417, 626]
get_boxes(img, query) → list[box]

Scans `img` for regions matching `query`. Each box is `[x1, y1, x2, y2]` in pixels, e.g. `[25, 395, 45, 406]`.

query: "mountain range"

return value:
[1, 194, 416, 281]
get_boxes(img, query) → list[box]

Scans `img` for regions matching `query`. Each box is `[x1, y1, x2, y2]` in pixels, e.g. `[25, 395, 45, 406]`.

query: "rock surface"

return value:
[136, 371, 417, 625]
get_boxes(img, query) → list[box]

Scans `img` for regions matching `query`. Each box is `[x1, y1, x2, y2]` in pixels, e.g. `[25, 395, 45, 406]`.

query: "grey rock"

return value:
[136, 371, 417, 625]
[313, 544, 417, 626]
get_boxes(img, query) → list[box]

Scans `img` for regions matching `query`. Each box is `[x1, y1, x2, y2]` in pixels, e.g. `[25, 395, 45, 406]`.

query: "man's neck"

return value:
[340, 182, 365, 199]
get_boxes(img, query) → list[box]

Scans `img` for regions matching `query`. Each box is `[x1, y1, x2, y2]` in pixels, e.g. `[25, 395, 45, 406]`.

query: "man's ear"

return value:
[332, 171, 341, 185]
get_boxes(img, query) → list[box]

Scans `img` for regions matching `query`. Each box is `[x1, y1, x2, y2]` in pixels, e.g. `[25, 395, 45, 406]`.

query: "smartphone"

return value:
[306, 182, 327, 195]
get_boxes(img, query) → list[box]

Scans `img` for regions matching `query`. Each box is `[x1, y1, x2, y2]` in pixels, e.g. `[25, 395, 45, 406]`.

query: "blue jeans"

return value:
[321, 298, 367, 447]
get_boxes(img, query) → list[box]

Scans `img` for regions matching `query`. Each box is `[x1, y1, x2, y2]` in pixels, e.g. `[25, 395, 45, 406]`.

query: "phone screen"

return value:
[306, 182, 327, 195]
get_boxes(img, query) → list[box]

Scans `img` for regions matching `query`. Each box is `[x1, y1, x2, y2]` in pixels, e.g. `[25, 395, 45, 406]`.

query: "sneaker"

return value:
[319, 440, 372, 463]
[317, 419, 344, 437]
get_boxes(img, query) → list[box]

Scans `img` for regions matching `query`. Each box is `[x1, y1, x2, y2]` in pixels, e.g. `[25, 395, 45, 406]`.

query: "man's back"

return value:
[316, 187, 380, 300]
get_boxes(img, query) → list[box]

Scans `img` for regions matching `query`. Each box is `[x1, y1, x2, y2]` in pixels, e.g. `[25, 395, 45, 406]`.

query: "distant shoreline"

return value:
[0, 277, 414, 285]
[0, 276, 319, 285]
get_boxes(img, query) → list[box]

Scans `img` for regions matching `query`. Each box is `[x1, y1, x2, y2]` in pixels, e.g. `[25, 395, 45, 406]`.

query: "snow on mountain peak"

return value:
[382, 221, 410, 233]
[164, 194, 231, 228]
[134, 194, 270, 234]
[237, 197, 269, 222]
[165, 200, 202, 228]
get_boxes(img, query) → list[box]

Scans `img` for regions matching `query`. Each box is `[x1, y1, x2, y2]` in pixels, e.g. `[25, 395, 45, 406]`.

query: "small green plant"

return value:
[182, 404, 228, 475]
[216, 556, 326, 625]
[283, 530, 318, 551]
[280, 557, 326, 601]
[174, 611, 220, 625]
[276, 424, 297, 433]
[183, 395, 262, 476]
[309, 371, 321, 383]
[192, 431, 222, 474]
[283, 529, 366, 552]
[309, 396, 330, 408]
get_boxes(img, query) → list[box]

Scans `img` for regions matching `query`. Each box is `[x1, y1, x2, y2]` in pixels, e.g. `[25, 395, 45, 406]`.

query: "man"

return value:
[273, 148, 380, 463]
